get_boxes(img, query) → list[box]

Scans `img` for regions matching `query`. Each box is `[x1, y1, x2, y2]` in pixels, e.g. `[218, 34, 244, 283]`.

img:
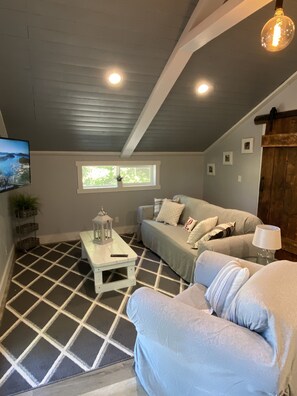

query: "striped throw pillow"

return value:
[199, 222, 235, 243]
[205, 261, 249, 318]
[153, 197, 180, 220]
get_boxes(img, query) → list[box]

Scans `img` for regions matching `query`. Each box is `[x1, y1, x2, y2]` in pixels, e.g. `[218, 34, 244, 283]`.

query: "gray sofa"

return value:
[128, 251, 297, 395]
[137, 195, 262, 282]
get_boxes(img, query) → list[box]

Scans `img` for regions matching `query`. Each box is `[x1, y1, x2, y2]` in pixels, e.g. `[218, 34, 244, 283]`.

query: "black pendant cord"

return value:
[275, 0, 284, 10]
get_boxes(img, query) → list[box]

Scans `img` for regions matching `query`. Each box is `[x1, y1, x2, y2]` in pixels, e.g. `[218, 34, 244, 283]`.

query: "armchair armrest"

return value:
[127, 287, 276, 391]
[194, 250, 263, 288]
[136, 205, 154, 241]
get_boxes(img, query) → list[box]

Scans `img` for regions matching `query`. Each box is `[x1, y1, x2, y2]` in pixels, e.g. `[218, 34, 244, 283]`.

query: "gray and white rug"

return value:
[0, 234, 188, 395]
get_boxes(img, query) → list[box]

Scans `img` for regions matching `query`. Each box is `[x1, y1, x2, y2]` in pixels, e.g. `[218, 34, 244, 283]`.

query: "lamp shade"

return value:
[252, 225, 282, 250]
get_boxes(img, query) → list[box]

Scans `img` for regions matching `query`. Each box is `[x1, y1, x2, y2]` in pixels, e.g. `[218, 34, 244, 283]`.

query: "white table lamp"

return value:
[252, 225, 282, 264]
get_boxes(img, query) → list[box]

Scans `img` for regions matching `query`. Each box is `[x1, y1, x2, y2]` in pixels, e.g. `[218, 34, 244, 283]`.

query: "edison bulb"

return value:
[261, 8, 295, 52]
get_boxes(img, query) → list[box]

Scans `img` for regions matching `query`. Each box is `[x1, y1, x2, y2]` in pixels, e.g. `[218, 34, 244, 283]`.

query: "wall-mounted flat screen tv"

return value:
[0, 137, 31, 193]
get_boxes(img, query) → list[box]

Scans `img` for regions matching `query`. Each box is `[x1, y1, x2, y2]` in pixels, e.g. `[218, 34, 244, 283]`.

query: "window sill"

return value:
[77, 185, 161, 194]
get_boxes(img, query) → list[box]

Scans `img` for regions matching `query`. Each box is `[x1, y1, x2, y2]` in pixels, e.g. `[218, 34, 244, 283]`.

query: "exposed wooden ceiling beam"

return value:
[179, 0, 273, 53]
[121, 0, 273, 158]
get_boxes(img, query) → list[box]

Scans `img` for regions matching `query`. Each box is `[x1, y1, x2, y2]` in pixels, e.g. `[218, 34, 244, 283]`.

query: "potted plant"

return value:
[10, 193, 40, 218]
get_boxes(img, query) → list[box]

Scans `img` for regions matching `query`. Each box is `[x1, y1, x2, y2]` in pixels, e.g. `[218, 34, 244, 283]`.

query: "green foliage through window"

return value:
[82, 166, 117, 188]
[121, 166, 152, 185]
[78, 162, 159, 192]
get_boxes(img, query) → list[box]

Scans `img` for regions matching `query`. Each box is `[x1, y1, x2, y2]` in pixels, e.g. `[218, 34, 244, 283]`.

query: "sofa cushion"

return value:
[141, 220, 197, 282]
[205, 261, 249, 318]
[187, 216, 218, 246]
[156, 199, 185, 226]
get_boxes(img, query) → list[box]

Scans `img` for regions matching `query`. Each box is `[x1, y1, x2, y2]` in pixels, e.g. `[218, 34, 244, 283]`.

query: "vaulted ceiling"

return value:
[0, 0, 297, 154]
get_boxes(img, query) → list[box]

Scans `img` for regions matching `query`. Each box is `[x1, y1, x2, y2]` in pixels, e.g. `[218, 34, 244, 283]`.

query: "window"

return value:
[76, 161, 160, 193]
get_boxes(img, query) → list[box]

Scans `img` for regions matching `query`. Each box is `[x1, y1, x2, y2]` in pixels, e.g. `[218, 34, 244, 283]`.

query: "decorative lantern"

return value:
[93, 207, 113, 245]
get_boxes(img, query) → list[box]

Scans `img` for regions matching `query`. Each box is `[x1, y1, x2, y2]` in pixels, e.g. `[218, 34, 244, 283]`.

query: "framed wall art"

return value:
[223, 151, 233, 165]
[241, 138, 254, 154]
[207, 163, 216, 176]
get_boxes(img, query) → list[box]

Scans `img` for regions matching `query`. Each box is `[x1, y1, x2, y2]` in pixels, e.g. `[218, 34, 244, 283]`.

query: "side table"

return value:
[243, 256, 275, 265]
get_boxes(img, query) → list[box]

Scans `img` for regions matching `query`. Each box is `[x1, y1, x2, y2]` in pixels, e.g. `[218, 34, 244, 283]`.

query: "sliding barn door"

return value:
[256, 110, 297, 256]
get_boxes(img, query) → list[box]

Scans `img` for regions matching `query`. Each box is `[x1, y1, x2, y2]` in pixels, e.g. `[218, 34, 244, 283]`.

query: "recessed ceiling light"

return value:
[107, 72, 122, 85]
[196, 83, 210, 95]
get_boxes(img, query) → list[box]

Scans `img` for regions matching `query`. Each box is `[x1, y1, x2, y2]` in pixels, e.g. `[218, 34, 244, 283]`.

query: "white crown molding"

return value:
[31, 151, 204, 157]
[204, 70, 297, 153]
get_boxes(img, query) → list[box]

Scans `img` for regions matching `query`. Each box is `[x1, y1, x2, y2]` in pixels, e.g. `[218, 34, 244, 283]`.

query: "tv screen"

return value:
[0, 137, 31, 193]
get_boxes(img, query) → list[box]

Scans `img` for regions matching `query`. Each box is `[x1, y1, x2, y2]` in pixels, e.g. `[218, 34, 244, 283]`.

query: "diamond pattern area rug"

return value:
[0, 234, 188, 395]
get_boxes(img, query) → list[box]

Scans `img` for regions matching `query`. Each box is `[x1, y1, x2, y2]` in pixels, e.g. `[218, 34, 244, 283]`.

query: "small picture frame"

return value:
[223, 151, 233, 165]
[207, 163, 216, 176]
[241, 138, 254, 154]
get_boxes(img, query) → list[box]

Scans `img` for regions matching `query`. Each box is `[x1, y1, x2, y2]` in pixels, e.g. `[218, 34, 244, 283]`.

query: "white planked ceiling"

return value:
[0, 0, 297, 153]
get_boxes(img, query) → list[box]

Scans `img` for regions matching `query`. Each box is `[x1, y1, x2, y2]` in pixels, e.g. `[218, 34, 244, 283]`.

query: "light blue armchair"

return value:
[127, 251, 297, 396]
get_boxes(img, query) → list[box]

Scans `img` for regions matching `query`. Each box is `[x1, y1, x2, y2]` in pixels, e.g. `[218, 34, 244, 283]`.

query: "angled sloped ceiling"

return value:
[0, 0, 296, 152]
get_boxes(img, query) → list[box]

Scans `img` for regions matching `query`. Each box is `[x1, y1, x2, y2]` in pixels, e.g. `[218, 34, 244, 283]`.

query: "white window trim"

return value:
[76, 160, 161, 194]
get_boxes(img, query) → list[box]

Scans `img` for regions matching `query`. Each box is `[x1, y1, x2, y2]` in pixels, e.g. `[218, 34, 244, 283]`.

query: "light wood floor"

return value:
[18, 360, 147, 396]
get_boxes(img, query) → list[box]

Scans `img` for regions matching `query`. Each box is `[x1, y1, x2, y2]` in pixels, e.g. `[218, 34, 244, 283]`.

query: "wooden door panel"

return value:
[283, 149, 297, 246]
[257, 148, 275, 223]
[269, 148, 287, 228]
[257, 111, 297, 259]
[271, 116, 297, 134]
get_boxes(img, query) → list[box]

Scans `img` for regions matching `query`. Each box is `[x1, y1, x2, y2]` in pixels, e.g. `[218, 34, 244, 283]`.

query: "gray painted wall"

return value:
[0, 111, 14, 301]
[25, 153, 204, 239]
[203, 74, 297, 215]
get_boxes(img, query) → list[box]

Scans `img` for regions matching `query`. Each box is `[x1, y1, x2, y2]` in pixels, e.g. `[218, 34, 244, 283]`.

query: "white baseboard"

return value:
[0, 246, 15, 308]
[39, 225, 137, 245]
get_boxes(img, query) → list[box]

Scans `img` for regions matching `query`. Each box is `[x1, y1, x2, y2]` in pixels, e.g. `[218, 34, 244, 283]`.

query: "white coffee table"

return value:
[80, 230, 137, 294]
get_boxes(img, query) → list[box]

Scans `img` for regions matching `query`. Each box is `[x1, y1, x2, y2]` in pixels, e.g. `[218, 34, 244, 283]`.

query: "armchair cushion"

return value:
[205, 260, 249, 318]
[226, 260, 297, 334]
[174, 283, 209, 310]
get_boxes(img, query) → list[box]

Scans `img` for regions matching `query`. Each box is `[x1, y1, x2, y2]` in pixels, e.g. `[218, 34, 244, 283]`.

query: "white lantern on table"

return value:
[92, 207, 113, 244]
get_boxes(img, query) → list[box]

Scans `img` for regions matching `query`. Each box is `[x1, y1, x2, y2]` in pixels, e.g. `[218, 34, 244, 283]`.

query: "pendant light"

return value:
[261, 0, 295, 52]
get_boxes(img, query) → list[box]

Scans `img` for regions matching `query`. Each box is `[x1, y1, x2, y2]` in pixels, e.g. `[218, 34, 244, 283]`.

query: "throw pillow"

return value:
[187, 216, 218, 246]
[183, 217, 198, 232]
[225, 263, 274, 333]
[156, 199, 185, 226]
[153, 197, 179, 220]
[205, 261, 249, 318]
[153, 198, 164, 220]
[199, 222, 235, 243]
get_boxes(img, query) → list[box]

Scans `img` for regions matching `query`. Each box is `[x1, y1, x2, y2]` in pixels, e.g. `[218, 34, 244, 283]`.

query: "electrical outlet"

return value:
[238, 175, 242, 183]
[114, 216, 119, 224]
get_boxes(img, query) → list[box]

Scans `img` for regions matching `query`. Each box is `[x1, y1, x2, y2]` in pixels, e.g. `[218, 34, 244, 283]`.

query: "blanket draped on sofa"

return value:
[137, 195, 262, 282]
